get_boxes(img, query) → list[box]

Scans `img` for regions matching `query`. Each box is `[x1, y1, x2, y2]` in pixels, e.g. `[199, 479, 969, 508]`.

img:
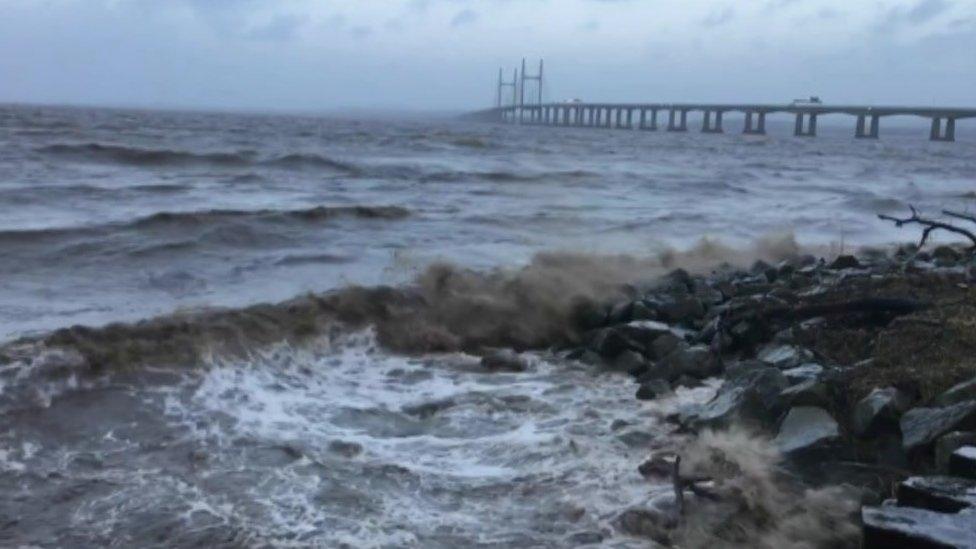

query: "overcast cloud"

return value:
[0, 0, 974, 111]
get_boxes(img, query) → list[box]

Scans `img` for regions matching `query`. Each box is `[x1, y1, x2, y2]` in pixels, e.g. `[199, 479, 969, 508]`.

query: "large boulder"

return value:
[862, 505, 976, 548]
[897, 475, 976, 513]
[900, 401, 976, 452]
[774, 406, 841, 456]
[852, 387, 914, 437]
[681, 366, 788, 429]
[616, 320, 678, 354]
[934, 376, 976, 407]
[782, 363, 825, 384]
[587, 327, 641, 359]
[659, 344, 717, 380]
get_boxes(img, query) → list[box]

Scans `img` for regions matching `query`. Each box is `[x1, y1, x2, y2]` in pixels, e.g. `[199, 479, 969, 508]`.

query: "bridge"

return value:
[467, 102, 976, 141]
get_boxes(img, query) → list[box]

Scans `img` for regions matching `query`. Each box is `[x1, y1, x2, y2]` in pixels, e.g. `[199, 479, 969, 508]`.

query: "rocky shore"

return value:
[557, 244, 976, 547]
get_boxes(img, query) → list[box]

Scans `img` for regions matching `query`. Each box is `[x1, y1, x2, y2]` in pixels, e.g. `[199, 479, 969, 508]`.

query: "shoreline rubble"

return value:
[562, 245, 976, 546]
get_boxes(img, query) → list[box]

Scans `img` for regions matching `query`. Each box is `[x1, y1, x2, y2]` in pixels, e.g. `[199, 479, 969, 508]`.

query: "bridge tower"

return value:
[497, 68, 518, 108]
[519, 58, 544, 124]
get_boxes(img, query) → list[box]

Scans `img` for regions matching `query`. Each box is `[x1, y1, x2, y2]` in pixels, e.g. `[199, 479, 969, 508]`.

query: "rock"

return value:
[566, 531, 605, 545]
[757, 344, 811, 369]
[774, 406, 841, 456]
[934, 376, 976, 407]
[932, 245, 962, 264]
[936, 432, 976, 471]
[724, 359, 769, 379]
[672, 375, 702, 389]
[328, 440, 363, 458]
[638, 455, 672, 478]
[578, 350, 603, 367]
[901, 401, 976, 452]
[649, 332, 683, 360]
[607, 300, 635, 325]
[655, 296, 705, 324]
[614, 508, 672, 544]
[862, 505, 976, 549]
[612, 350, 648, 376]
[617, 430, 655, 448]
[587, 327, 640, 359]
[682, 366, 788, 428]
[631, 300, 657, 321]
[897, 475, 976, 513]
[480, 349, 529, 372]
[777, 379, 832, 410]
[830, 254, 860, 270]
[660, 344, 717, 380]
[949, 446, 976, 480]
[617, 320, 675, 351]
[852, 387, 914, 437]
[636, 379, 672, 401]
[782, 363, 825, 384]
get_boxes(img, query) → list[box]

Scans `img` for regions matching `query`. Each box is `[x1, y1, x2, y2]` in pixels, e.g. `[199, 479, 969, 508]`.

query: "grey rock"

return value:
[862, 505, 976, 549]
[950, 446, 976, 480]
[936, 431, 976, 472]
[480, 349, 529, 372]
[617, 320, 675, 350]
[774, 406, 841, 455]
[852, 387, 914, 437]
[830, 254, 860, 270]
[782, 363, 825, 384]
[649, 332, 683, 360]
[617, 430, 655, 448]
[328, 440, 364, 458]
[587, 327, 640, 359]
[636, 379, 672, 401]
[682, 366, 788, 428]
[672, 375, 702, 389]
[566, 531, 605, 545]
[660, 344, 716, 380]
[777, 379, 832, 410]
[901, 401, 976, 452]
[757, 344, 812, 369]
[897, 475, 976, 513]
[612, 350, 647, 375]
[615, 507, 672, 544]
[934, 376, 976, 407]
[656, 295, 705, 324]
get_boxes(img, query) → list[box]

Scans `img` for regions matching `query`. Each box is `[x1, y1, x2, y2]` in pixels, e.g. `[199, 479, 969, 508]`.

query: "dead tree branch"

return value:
[878, 206, 976, 251]
[942, 209, 976, 227]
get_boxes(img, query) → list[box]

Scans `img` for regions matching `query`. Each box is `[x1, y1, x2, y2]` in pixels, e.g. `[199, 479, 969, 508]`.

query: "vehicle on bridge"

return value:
[791, 96, 823, 106]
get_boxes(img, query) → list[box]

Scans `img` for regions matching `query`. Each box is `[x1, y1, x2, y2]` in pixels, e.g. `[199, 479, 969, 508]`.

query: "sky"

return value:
[1, 0, 975, 112]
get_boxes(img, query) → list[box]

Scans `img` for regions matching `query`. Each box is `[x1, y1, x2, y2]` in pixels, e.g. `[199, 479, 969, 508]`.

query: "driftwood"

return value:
[878, 206, 976, 251]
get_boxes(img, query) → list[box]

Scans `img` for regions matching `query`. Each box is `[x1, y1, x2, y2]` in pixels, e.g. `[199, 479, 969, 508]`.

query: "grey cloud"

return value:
[579, 20, 600, 31]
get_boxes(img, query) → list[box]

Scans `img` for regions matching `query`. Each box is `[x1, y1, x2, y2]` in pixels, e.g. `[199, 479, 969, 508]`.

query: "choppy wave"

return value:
[36, 142, 360, 173]
[0, 205, 411, 244]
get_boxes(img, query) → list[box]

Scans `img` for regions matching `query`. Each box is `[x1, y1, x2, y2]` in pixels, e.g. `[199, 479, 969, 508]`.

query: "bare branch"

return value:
[942, 210, 976, 227]
[878, 207, 976, 251]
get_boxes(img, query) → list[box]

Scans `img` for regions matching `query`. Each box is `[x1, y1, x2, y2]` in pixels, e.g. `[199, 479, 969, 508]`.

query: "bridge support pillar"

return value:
[641, 109, 658, 131]
[855, 114, 880, 138]
[625, 108, 633, 129]
[605, 108, 613, 128]
[702, 111, 724, 133]
[667, 109, 687, 132]
[562, 107, 570, 126]
[794, 113, 817, 137]
[930, 117, 956, 142]
[743, 111, 766, 134]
